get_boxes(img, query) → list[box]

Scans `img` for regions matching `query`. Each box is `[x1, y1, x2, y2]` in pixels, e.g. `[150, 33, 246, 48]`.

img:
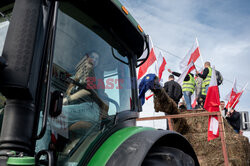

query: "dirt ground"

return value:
[177, 110, 250, 166]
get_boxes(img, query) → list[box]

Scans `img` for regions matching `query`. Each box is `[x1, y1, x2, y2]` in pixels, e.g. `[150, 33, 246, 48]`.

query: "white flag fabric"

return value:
[179, 38, 200, 72]
[137, 36, 157, 80]
[209, 116, 219, 135]
[224, 78, 237, 101]
[145, 51, 167, 100]
[176, 62, 194, 85]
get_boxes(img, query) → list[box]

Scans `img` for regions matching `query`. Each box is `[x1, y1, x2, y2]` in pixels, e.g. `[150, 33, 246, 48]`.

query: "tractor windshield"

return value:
[0, 10, 11, 132]
[37, 2, 132, 165]
[0, 21, 9, 57]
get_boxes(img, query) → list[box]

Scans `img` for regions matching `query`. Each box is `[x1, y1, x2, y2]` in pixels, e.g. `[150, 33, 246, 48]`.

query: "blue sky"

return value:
[121, 0, 250, 138]
[121, 0, 250, 111]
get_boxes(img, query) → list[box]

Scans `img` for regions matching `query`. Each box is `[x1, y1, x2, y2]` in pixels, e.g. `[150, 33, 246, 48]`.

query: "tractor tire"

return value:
[142, 146, 195, 166]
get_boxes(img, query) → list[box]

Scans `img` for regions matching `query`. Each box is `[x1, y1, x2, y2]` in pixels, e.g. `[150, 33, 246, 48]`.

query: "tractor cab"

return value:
[35, 2, 146, 164]
[0, 0, 199, 166]
[0, 0, 148, 165]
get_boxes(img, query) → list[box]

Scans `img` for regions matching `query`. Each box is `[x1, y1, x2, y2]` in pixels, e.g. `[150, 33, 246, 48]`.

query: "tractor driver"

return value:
[62, 51, 109, 139]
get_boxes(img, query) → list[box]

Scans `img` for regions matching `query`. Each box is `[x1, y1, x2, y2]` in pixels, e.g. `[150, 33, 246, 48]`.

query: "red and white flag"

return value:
[225, 78, 238, 109]
[179, 38, 200, 72]
[176, 62, 195, 85]
[224, 78, 237, 101]
[145, 52, 167, 100]
[157, 52, 167, 80]
[191, 93, 196, 109]
[203, 67, 220, 141]
[137, 36, 157, 80]
[228, 83, 248, 109]
[137, 37, 167, 101]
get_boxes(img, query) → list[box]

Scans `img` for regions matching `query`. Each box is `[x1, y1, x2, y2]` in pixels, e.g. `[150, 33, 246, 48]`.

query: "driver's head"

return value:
[75, 51, 100, 81]
[88, 52, 99, 67]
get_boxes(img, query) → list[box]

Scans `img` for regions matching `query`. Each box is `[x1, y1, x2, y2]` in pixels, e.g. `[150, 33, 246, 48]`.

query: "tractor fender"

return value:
[106, 129, 199, 166]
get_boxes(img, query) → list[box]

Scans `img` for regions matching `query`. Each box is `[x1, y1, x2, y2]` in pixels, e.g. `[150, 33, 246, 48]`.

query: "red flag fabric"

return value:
[179, 38, 200, 72]
[207, 116, 219, 141]
[230, 86, 247, 109]
[145, 52, 167, 100]
[226, 91, 238, 109]
[204, 67, 220, 141]
[226, 82, 247, 109]
[138, 36, 157, 79]
[158, 52, 167, 80]
[204, 69, 220, 112]
[230, 92, 241, 108]
[225, 78, 238, 109]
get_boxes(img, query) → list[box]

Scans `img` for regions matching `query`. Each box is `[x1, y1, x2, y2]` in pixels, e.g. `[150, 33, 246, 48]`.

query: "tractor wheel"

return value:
[142, 146, 195, 166]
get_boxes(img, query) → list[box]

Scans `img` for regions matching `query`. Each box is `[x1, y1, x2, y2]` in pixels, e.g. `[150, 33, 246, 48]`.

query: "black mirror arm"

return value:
[111, 47, 129, 65]
[136, 35, 150, 68]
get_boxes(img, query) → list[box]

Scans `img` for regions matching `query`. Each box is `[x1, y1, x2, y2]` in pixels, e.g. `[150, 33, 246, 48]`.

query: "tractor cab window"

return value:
[0, 9, 12, 133]
[0, 20, 9, 128]
[37, 2, 132, 165]
[0, 20, 9, 57]
[0, 8, 12, 56]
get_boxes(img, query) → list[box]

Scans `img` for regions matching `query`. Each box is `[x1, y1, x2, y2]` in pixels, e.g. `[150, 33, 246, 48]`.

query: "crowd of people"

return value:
[163, 61, 241, 133]
[164, 61, 212, 110]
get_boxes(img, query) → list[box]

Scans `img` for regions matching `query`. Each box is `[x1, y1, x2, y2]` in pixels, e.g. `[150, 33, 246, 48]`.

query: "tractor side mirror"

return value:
[49, 90, 63, 117]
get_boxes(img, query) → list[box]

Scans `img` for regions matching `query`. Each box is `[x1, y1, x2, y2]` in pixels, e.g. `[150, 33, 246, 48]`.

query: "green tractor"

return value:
[0, 0, 199, 165]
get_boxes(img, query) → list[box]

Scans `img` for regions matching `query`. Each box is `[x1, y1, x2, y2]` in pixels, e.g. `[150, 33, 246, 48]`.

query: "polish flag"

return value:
[228, 83, 248, 109]
[179, 38, 200, 72]
[207, 116, 219, 141]
[176, 62, 194, 85]
[225, 78, 238, 109]
[138, 36, 157, 80]
[203, 67, 220, 141]
[224, 78, 237, 101]
[191, 93, 196, 109]
[145, 52, 167, 100]
[158, 52, 167, 80]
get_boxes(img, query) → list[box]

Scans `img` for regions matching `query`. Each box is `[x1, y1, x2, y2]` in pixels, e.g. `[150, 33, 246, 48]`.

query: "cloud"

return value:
[120, 0, 250, 112]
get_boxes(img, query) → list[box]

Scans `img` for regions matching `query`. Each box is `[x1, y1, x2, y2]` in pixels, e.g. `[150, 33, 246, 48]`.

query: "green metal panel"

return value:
[7, 157, 35, 165]
[87, 126, 153, 166]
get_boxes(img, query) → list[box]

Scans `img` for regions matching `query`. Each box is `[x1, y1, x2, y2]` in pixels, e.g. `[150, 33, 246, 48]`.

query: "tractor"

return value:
[0, 0, 199, 165]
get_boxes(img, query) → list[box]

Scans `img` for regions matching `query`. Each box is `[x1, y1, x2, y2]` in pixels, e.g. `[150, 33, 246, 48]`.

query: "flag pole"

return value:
[230, 82, 248, 110]
[196, 37, 205, 68]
